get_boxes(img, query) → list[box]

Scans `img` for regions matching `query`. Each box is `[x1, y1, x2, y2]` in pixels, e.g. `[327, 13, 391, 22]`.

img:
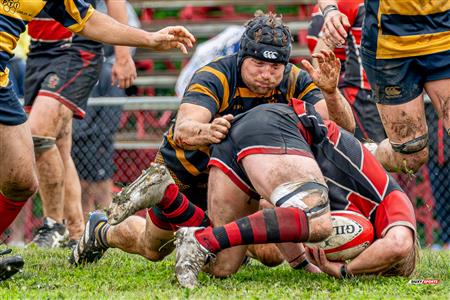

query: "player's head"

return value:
[238, 12, 292, 95]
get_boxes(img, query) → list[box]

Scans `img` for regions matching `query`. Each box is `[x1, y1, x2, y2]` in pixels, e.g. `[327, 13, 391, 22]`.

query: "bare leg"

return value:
[375, 96, 429, 173]
[57, 121, 84, 240]
[424, 78, 450, 132]
[205, 167, 259, 277]
[0, 122, 38, 234]
[28, 96, 72, 224]
[106, 213, 175, 261]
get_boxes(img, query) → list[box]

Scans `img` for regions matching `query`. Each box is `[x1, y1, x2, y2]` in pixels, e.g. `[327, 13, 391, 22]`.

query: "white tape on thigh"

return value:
[270, 182, 310, 209]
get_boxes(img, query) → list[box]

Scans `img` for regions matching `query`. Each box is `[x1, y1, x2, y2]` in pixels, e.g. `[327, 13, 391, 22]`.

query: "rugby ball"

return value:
[306, 210, 374, 261]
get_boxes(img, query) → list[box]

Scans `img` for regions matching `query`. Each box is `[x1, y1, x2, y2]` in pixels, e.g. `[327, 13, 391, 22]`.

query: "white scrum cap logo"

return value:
[263, 50, 278, 60]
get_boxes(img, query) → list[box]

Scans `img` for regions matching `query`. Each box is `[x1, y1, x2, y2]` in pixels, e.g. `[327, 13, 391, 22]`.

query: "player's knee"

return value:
[209, 261, 240, 278]
[270, 180, 331, 243]
[32, 135, 56, 154]
[251, 244, 284, 267]
[391, 134, 429, 172]
[1, 175, 39, 200]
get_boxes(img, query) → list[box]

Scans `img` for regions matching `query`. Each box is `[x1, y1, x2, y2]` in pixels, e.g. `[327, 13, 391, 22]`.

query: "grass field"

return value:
[0, 247, 448, 299]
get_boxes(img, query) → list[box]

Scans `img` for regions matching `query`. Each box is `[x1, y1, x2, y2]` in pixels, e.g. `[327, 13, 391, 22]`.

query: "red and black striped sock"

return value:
[195, 208, 309, 253]
[151, 184, 211, 230]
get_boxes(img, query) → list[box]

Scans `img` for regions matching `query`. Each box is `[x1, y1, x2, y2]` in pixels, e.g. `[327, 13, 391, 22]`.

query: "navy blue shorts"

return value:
[361, 48, 450, 105]
[0, 83, 27, 126]
[209, 105, 314, 198]
[24, 48, 102, 119]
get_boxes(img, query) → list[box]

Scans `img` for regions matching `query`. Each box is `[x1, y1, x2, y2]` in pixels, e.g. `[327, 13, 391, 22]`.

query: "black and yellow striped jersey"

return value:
[160, 54, 323, 184]
[363, 0, 450, 59]
[0, 0, 94, 87]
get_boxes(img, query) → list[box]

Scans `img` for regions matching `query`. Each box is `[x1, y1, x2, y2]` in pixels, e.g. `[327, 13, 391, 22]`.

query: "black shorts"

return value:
[209, 104, 314, 198]
[24, 48, 103, 119]
[340, 86, 386, 143]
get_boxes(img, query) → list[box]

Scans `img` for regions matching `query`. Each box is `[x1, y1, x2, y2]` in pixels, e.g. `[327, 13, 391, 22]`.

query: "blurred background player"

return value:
[24, 0, 137, 248]
[318, 0, 450, 173]
[307, 1, 385, 143]
[72, 0, 140, 222]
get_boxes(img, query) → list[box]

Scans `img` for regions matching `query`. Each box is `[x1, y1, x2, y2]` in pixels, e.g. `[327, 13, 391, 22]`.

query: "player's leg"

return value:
[28, 96, 72, 247]
[0, 122, 39, 234]
[202, 166, 260, 278]
[0, 86, 38, 281]
[374, 97, 429, 173]
[57, 119, 84, 242]
[175, 155, 332, 287]
[361, 50, 429, 173]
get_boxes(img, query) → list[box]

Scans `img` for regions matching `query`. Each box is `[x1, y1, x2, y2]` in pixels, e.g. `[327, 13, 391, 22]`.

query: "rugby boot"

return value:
[29, 217, 68, 248]
[0, 249, 24, 282]
[107, 163, 175, 225]
[70, 211, 109, 266]
[174, 227, 214, 289]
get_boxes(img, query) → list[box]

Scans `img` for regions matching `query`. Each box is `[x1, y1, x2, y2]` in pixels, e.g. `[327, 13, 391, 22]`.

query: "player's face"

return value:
[241, 58, 285, 95]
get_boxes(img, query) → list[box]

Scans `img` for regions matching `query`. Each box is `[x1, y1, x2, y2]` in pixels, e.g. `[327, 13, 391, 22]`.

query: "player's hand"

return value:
[147, 26, 196, 54]
[322, 10, 350, 47]
[208, 114, 233, 144]
[112, 53, 137, 89]
[308, 247, 343, 278]
[301, 49, 340, 95]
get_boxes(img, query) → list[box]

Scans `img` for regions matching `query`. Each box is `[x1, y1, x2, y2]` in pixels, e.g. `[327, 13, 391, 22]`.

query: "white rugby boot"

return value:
[174, 227, 214, 289]
[107, 163, 175, 225]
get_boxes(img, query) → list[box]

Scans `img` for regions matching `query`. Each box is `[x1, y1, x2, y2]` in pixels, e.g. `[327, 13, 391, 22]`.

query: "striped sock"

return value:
[0, 194, 27, 236]
[94, 221, 110, 249]
[156, 184, 211, 228]
[195, 208, 309, 253]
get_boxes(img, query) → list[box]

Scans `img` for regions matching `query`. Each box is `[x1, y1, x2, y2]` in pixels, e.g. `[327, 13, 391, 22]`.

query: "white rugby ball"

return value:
[306, 210, 374, 261]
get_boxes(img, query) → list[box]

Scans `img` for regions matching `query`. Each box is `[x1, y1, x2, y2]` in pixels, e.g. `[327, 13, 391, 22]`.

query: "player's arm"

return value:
[44, 0, 195, 53]
[105, 0, 136, 89]
[79, 11, 194, 53]
[173, 104, 233, 150]
[309, 226, 415, 277]
[173, 71, 233, 150]
[301, 50, 355, 133]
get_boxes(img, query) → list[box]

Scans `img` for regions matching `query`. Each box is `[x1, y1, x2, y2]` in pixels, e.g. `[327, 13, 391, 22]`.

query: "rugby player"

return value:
[25, 0, 137, 249]
[174, 99, 418, 288]
[0, 0, 194, 281]
[318, 0, 450, 173]
[70, 12, 355, 267]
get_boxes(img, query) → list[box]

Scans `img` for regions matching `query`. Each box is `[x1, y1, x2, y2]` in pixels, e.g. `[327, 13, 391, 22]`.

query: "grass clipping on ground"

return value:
[0, 248, 448, 299]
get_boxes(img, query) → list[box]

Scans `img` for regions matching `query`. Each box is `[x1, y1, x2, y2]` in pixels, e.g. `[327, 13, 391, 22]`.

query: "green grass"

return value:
[1, 248, 448, 299]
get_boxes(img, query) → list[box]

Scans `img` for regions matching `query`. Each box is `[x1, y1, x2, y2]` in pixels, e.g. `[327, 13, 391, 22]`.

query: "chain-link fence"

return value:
[4, 100, 449, 249]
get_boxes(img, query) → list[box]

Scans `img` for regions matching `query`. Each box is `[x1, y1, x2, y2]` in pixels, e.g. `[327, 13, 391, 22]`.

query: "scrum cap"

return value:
[237, 12, 292, 67]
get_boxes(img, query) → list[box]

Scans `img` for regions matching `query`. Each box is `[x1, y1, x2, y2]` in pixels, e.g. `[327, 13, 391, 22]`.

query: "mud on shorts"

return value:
[340, 86, 386, 143]
[208, 105, 314, 198]
[24, 48, 103, 119]
[0, 83, 27, 125]
[361, 48, 450, 105]
[148, 151, 209, 231]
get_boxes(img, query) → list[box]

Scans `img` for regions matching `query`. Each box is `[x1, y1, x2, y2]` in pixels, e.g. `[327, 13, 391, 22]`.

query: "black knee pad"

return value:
[390, 133, 428, 154]
[32, 136, 56, 153]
